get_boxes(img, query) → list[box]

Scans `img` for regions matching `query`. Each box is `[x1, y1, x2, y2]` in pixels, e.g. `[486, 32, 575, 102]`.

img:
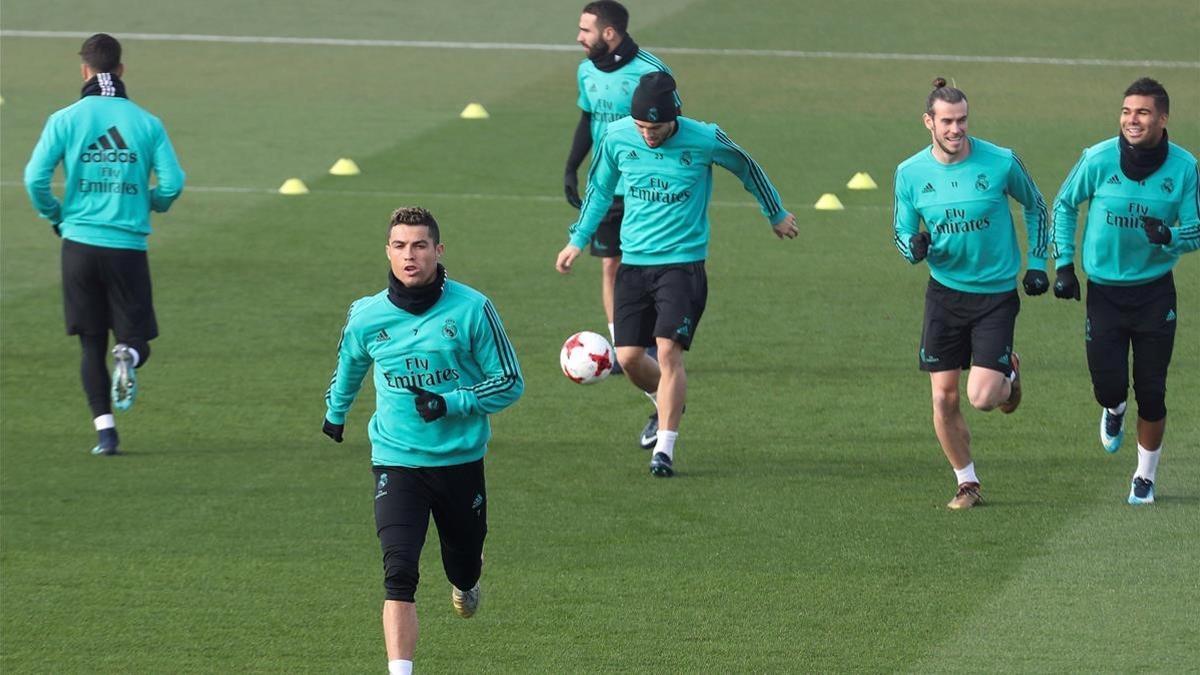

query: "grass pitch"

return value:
[2, 1, 1198, 671]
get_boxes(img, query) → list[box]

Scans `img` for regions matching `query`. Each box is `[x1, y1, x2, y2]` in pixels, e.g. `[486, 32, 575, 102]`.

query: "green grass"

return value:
[2, 1, 1199, 672]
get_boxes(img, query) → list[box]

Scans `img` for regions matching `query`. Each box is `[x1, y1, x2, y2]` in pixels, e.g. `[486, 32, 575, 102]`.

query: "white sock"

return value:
[127, 347, 141, 368]
[607, 323, 615, 344]
[645, 390, 658, 409]
[94, 414, 115, 431]
[1135, 444, 1161, 483]
[388, 659, 413, 675]
[656, 430, 678, 460]
[1108, 401, 1127, 415]
[954, 463, 978, 486]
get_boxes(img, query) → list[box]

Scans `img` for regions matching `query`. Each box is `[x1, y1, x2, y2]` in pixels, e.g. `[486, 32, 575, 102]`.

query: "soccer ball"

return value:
[559, 331, 615, 384]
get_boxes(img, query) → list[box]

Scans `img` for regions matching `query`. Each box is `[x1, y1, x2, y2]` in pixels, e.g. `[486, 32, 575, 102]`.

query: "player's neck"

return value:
[931, 137, 971, 165]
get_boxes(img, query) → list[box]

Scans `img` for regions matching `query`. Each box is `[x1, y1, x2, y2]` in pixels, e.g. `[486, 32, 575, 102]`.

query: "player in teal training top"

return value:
[323, 207, 523, 675]
[24, 33, 185, 456]
[1050, 77, 1199, 506]
[565, 1, 676, 364]
[893, 78, 1050, 510]
[556, 72, 798, 478]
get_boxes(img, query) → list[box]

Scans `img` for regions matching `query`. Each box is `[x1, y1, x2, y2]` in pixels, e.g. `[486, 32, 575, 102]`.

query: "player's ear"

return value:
[922, 113, 934, 132]
[114, 63, 125, 78]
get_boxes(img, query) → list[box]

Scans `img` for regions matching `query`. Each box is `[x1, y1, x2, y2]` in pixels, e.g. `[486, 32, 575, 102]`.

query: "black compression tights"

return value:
[79, 333, 111, 418]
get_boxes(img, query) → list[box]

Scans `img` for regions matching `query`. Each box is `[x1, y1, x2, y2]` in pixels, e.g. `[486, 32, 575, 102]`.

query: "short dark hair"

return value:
[79, 33, 122, 73]
[388, 207, 440, 244]
[925, 77, 967, 115]
[1123, 77, 1169, 115]
[582, 1, 629, 35]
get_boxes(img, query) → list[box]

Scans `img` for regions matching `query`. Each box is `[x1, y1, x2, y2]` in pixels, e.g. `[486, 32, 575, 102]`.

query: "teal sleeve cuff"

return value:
[325, 409, 346, 425]
[768, 209, 788, 226]
[444, 390, 473, 418]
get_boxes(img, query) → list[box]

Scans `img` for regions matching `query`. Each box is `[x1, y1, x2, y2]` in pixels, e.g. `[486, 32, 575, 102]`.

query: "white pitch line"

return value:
[0, 181, 887, 210]
[2, 29, 1196, 69]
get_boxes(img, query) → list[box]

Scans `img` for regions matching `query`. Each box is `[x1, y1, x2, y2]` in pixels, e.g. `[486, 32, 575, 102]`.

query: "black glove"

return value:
[406, 385, 447, 422]
[909, 231, 931, 262]
[1022, 269, 1049, 296]
[1054, 264, 1080, 301]
[322, 418, 344, 443]
[1142, 216, 1171, 245]
[564, 172, 582, 210]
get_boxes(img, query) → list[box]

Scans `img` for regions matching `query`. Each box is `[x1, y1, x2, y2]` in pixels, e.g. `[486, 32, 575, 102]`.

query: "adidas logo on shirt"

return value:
[79, 126, 138, 163]
[627, 150, 640, 160]
[921, 183, 936, 194]
[376, 329, 390, 342]
[1106, 175, 1121, 185]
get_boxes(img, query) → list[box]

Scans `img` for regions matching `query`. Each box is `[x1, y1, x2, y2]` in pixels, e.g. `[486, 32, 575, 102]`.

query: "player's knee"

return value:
[1133, 385, 1167, 423]
[445, 557, 482, 594]
[122, 338, 151, 368]
[382, 551, 420, 602]
[967, 387, 998, 411]
[930, 385, 959, 412]
[616, 347, 643, 371]
[1091, 379, 1128, 409]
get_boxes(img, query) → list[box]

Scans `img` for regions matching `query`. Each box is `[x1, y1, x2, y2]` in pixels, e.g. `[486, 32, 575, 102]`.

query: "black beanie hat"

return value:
[631, 72, 679, 123]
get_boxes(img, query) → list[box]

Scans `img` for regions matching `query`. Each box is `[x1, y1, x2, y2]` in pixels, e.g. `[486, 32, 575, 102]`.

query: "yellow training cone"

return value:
[847, 172, 878, 190]
[329, 158, 361, 176]
[460, 102, 490, 120]
[278, 178, 309, 195]
[814, 193, 845, 210]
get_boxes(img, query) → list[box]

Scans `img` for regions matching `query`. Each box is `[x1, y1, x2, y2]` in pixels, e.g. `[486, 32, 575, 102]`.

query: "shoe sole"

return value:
[111, 361, 137, 412]
[650, 465, 674, 478]
[90, 445, 120, 456]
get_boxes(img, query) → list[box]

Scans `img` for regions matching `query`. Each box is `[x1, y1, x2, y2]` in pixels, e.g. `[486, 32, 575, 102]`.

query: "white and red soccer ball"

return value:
[560, 331, 615, 384]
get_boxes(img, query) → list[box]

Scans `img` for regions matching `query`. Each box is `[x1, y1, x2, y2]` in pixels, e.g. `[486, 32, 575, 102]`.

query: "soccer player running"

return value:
[565, 0, 676, 368]
[893, 78, 1050, 510]
[24, 33, 185, 456]
[1050, 77, 1199, 506]
[555, 72, 798, 478]
[323, 208, 524, 675]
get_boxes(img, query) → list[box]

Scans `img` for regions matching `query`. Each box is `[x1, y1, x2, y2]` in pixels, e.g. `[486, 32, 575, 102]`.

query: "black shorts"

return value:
[613, 261, 708, 350]
[373, 460, 487, 601]
[918, 279, 1019, 375]
[589, 196, 624, 258]
[1085, 273, 1176, 395]
[61, 239, 158, 340]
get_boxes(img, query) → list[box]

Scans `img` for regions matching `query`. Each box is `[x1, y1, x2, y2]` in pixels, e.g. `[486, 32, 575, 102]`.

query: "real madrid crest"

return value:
[975, 174, 989, 192]
[442, 319, 458, 339]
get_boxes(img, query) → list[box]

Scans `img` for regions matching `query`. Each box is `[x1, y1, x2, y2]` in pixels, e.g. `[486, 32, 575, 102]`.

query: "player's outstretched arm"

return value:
[772, 212, 798, 239]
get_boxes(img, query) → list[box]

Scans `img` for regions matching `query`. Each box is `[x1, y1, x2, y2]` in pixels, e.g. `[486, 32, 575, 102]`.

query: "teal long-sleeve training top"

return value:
[893, 137, 1049, 294]
[569, 116, 788, 266]
[325, 279, 524, 468]
[25, 93, 185, 250]
[1051, 137, 1199, 285]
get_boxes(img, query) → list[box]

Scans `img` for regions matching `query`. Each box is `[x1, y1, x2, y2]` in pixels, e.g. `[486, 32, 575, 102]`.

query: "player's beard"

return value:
[585, 40, 608, 61]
